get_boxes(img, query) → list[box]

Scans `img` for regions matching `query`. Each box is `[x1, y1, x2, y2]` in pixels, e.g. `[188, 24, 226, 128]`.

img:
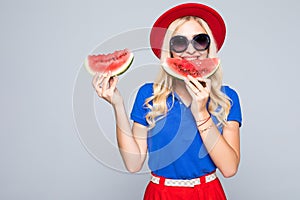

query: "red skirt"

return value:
[143, 173, 227, 200]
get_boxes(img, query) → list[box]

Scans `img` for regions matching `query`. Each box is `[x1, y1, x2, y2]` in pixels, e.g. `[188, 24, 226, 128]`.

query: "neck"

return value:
[174, 79, 192, 106]
[174, 79, 187, 93]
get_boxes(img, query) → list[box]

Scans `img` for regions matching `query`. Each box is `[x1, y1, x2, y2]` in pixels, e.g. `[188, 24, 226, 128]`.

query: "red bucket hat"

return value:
[150, 3, 226, 58]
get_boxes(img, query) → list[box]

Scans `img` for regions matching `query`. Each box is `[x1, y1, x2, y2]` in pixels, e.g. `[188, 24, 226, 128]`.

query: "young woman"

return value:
[93, 3, 242, 200]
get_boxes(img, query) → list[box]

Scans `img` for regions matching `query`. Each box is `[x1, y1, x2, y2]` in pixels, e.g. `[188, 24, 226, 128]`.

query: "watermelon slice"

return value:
[84, 48, 134, 76]
[162, 57, 220, 80]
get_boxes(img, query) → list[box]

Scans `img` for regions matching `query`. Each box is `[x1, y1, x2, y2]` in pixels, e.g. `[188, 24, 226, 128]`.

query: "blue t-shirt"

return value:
[130, 83, 242, 179]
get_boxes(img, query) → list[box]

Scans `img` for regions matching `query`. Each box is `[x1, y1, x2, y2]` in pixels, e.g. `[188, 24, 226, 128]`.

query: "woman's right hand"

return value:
[92, 71, 123, 106]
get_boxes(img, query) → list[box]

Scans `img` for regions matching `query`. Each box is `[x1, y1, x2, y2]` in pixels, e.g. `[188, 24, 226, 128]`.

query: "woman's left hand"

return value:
[184, 75, 211, 120]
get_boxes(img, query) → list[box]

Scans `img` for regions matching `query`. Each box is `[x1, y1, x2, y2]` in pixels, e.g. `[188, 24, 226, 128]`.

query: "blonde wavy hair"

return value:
[145, 16, 231, 129]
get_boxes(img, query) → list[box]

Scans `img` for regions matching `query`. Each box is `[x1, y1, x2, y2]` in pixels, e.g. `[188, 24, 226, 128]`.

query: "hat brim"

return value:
[150, 3, 226, 58]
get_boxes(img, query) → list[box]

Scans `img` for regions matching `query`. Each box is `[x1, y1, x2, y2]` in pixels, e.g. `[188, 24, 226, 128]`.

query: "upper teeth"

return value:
[184, 57, 198, 61]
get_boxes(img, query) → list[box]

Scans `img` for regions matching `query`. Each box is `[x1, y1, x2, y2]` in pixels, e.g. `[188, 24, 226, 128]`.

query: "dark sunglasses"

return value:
[169, 33, 211, 53]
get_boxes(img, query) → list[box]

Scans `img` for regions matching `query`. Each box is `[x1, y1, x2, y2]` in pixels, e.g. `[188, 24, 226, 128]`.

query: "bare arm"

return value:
[196, 113, 240, 178]
[113, 102, 148, 172]
[92, 72, 148, 172]
[185, 75, 240, 178]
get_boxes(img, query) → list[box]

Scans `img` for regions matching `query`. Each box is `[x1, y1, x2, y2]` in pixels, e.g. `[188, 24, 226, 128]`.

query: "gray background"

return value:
[1, 0, 300, 199]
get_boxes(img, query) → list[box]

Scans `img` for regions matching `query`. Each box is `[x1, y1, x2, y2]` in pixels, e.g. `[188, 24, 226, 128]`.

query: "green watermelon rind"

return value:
[84, 52, 134, 76]
[161, 58, 220, 80]
[113, 54, 134, 76]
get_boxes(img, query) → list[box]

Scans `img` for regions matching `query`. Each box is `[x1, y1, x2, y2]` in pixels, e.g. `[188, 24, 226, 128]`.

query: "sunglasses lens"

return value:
[170, 36, 188, 53]
[170, 34, 210, 53]
[193, 34, 210, 51]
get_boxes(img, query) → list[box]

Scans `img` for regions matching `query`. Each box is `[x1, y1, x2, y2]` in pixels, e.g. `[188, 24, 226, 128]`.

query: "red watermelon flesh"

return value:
[162, 57, 220, 80]
[84, 48, 134, 76]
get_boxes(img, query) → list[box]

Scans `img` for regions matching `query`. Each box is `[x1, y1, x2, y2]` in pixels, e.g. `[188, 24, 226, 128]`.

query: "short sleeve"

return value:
[130, 83, 153, 127]
[223, 86, 242, 127]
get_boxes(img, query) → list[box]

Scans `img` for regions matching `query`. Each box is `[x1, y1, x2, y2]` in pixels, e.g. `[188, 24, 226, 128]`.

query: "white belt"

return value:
[151, 172, 217, 187]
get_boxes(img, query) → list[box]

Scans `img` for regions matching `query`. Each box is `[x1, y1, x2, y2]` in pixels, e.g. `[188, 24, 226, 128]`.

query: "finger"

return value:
[184, 77, 200, 95]
[109, 76, 118, 92]
[198, 80, 206, 88]
[92, 72, 100, 89]
[97, 75, 105, 87]
[109, 74, 115, 85]
[195, 77, 211, 93]
[102, 71, 112, 90]
[96, 78, 104, 93]
[188, 75, 206, 91]
[92, 72, 104, 88]
[203, 78, 211, 93]
[191, 76, 212, 96]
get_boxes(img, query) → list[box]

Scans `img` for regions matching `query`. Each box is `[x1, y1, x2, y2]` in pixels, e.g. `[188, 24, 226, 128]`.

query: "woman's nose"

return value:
[185, 42, 196, 54]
